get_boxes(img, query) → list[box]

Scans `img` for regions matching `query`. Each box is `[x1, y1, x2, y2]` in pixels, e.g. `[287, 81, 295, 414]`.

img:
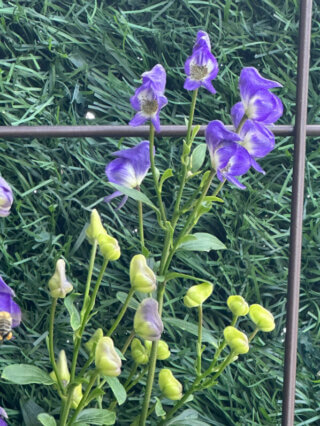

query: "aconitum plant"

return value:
[1, 30, 282, 426]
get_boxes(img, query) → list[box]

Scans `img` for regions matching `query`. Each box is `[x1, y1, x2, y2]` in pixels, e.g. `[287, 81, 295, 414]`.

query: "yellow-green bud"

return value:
[48, 259, 73, 299]
[249, 304, 275, 332]
[85, 328, 104, 356]
[159, 369, 183, 400]
[131, 338, 149, 365]
[227, 295, 249, 317]
[98, 233, 121, 261]
[224, 326, 249, 355]
[134, 298, 163, 341]
[95, 337, 122, 377]
[49, 350, 70, 388]
[183, 282, 213, 308]
[71, 384, 83, 409]
[86, 209, 106, 243]
[144, 340, 170, 360]
[130, 254, 156, 293]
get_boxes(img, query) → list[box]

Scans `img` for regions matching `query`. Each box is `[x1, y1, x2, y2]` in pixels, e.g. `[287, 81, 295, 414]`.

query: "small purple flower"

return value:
[184, 30, 218, 94]
[0, 177, 13, 217]
[104, 141, 152, 208]
[206, 121, 251, 189]
[0, 407, 8, 426]
[129, 64, 168, 133]
[231, 67, 283, 126]
[0, 275, 21, 341]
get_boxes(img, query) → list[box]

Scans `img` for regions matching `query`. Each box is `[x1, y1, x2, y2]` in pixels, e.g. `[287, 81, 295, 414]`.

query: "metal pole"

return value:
[282, 1, 313, 425]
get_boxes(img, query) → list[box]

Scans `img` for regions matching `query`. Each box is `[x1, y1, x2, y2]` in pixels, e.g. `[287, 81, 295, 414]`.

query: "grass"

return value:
[0, 0, 320, 425]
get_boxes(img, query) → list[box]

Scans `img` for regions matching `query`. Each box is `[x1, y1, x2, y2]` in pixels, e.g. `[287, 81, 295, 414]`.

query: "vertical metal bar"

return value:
[282, 1, 313, 425]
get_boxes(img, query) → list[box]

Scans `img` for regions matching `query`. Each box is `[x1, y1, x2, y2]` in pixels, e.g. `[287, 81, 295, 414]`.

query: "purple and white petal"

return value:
[250, 158, 266, 174]
[206, 120, 241, 163]
[112, 141, 151, 182]
[129, 112, 148, 127]
[106, 158, 139, 188]
[0, 177, 13, 217]
[0, 293, 21, 327]
[0, 276, 15, 297]
[245, 89, 283, 124]
[142, 64, 166, 94]
[239, 67, 282, 103]
[240, 120, 275, 158]
[231, 102, 246, 129]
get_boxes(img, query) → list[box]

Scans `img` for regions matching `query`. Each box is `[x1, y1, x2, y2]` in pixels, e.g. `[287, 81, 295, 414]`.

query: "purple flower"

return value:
[104, 141, 152, 208]
[0, 407, 8, 426]
[0, 177, 13, 217]
[206, 121, 251, 189]
[231, 67, 283, 125]
[184, 30, 218, 94]
[129, 64, 168, 133]
[0, 276, 21, 341]
[134, 298, 164, 341]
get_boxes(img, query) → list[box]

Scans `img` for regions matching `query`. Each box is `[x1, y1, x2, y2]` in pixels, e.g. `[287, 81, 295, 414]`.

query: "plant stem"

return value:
[121, 330, 135, 355]
[138, 199, 145, 251]
[49, 298, 65, 396]
[106, 287, 135, 337]
[196, 304, 203, 375]
[82, 239, 98, 310]
[59, 384, 76, 426]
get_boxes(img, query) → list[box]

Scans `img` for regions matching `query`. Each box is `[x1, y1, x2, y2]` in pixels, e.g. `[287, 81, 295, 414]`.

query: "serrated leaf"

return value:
[105, 376, 127, 405]
[37, 413, 57, 426]
[191, 143, 207, 172]
[74, 408, 115, 425]
[2, 365, 54, 385]
[178, 233, 226, 251]
[164, 318, 217, 346]
[64, 293, 81, 331]
[107, 183, 158, 211]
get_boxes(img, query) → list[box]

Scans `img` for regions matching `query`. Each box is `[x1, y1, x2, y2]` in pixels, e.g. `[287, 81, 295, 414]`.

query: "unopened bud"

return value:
[85, 328, 104, 356]
[48, 259, 73, 299]
[86, 209, 106, 244]
[224, 326, 249, 355]
[98, 233, 121, 261]
[249, 304, 275, 332]
[159, 369, 183, 400]
[95, 337, 122, 377]
[49, 350, 70, 388]
[131, 338, 149, 365]
[71, 384, 83, 409]
[184, 282, 213, 308]
[144, 339, 170, 360]
[134, 298, 163, 341]
[130, 254, 156, 293]
[227, 295, 249, 317]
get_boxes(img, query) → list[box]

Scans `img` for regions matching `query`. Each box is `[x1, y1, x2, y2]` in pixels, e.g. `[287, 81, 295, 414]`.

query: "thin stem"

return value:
[59, 384, 76, 426]
[106, 288, 135, 337]
[235, 113, 248, 134]
[249, 327, 259, 342]
[138, 199, 145, 251]
[196, 304, 203, 375]
[81, 240, 98, 312]
[49, 298, 65, 397]
[121, 330, 135, 355]
[126, 365, 148, 392]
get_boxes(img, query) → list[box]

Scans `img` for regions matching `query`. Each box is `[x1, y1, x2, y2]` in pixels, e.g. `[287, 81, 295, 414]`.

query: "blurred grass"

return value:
[0, 0, 320, 425]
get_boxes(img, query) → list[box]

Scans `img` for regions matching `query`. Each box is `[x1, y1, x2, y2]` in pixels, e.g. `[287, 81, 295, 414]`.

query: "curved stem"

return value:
[121, 330, 135, 355]
[82, 240, 98, 311]
[106, 288, 135, 337]
[196, 304, 203, 375]
[49, 298, 65, 396]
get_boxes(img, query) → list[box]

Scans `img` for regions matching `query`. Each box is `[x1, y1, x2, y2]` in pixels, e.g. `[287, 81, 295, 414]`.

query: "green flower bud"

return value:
[227, 295, 249, 317]
[71, 384, 83, 409]
[95, 337, 122, 377]
[144, 339, 170, 360]
[48, 259, 73, 299]
[249, 304, 275, 332]
[86, 209, 106, 244]
[224, 326, 249, 355]
[98, 233, 121, 261]
[85, 328, 104, 356]
[130, 254, 156, 293]
[159, 369, 183, 400]
[131, 338, 149, 365]
[134, 298, 163, 341]
[49, 350, 70, 388]
[184, 282, 213, 308]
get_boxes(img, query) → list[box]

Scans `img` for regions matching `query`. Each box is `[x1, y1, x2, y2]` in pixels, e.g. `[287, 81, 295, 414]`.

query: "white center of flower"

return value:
[138, 89, 158, 117]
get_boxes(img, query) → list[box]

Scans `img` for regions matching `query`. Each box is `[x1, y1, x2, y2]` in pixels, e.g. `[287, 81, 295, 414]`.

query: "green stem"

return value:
[236, 113, 248, 134]
[59, 384, 76, 426]
[249, 327, 259, 342]
[138, 199, 145, 252]
[81, 239, 98, 312]
[121, 330, 135, 355]
[126, 365, 148, 392]
[49, 298, 65, 397]
[196, 304, 203, 375]
[106, 288, 135, 337]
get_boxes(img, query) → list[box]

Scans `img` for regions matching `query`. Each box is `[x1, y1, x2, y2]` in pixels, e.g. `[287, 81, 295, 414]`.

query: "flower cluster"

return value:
[0, 276, 21, 341]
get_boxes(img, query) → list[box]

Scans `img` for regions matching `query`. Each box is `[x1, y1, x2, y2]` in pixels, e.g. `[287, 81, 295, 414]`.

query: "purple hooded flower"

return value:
[231, 67, 283, 125]
[184, 31, 218, 94]
[0, 407, 8, 426]
[0, 275, 21, 341]
[0, 177, 13, 217]
[206, 121, 251, 189]
[134, 298, 163, 341]
[104, 141, 152, 209]
[129, 64, 168, 133]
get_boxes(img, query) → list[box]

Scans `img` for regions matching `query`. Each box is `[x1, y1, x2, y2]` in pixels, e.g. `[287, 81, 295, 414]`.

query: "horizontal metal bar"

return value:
[0, 124, 319, 138]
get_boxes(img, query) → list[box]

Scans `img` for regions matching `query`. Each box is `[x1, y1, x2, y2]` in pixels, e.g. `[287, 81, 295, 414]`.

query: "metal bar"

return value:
[0, 124, 319, 139]
[282, 1, 313, 425]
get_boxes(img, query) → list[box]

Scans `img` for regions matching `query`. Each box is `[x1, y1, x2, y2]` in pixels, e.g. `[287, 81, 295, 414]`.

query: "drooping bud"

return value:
[71, 384, 83, 409]
[98, 233, 121, 261]
[223, 326, 249, 355]
[249, 304, 275, 332]
[86, 209, 106, 244]
[134, 298, 163, 341]
[227, 295, 249, 317]
[48, 259, 73, 299]
[130, 254, 156, 293]
[144, 339, 170, 360]
[131, 338, 149, 365]
[95, 337, 122, 377]
[49, 350, 70, 388]
[85, 328, 104, 356]
[159, 369, 183, 400]
[183, 282, 213, 308]
[0, 177, 13, 217]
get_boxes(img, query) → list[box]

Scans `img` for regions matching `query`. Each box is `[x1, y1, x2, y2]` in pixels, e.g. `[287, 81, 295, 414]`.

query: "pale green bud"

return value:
[98, 233, 121, 261]
[71, 384, 83, 409]
[144, 339, 170, 360]
[95, 337, 122, 377]
[184, 282, 213, 308]
[85, 328, 104, 356]
[130, 254, 156, 293]
[49, 350, 70, 388]
[131, 338, 149, 365]
[134, 298, 163, 341]
[224, 326, 249, 355]
[159, 369, 183, 400]
[249, 304, 275, 332]
[227, 295, 249, 317]
[48, 259, 73, 299]
[86, 209, 106, 244]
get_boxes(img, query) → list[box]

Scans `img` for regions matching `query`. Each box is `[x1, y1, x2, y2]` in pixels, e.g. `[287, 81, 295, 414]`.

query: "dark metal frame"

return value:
[0, 1, 315, 424]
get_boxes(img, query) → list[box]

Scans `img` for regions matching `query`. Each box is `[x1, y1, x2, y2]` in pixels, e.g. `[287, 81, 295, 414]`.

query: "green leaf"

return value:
[20, 399, 44, 426]
[37, 413, 57, 426]
[178, 233, 226, 251]
[2, 364, 55, 385]
[105, 376, 127, 405]
[190, 124, 201, 143]
[116, 291, 139, 310]
[74, 408, 116, 425]
[155, 397, 166, 417]
[107, 183, 158, 211]
[64, 293, 81, 331]
[164, 318, 217, 346]
[191, 143, 207, 173]
[165, 408, 210, 425]
[203, 195, 224, 203]
[159, 168, 173, 192]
